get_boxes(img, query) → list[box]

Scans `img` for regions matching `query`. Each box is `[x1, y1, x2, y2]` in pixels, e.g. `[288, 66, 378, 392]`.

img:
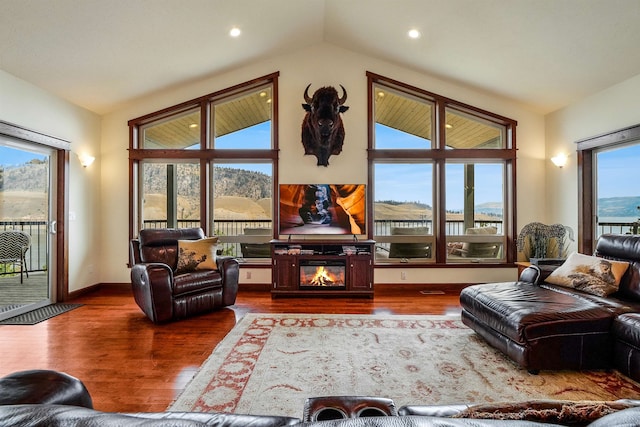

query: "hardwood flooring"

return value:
[0, 284, 463, 413]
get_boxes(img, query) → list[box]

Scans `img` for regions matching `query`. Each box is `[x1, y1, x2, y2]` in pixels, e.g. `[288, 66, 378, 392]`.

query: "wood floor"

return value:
[0, 284, 463, 413]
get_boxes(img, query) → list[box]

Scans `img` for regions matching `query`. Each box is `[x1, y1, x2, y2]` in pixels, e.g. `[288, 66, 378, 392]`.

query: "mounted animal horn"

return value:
[304, 84, 313, 104]
[338, 85, 347, 105]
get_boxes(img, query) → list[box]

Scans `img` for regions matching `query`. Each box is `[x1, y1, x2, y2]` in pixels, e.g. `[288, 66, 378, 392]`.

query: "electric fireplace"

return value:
[271, 239, 374, 298]
[299, 259, 346, 289]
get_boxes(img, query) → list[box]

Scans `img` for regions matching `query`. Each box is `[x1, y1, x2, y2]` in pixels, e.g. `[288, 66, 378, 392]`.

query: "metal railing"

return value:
[0, 221, 48, 275]
[597, 222, 640, 236]
[2, 218, 633, 272]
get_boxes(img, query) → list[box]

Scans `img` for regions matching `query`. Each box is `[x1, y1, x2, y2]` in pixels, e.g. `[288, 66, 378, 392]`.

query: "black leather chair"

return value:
[130, 228, 239, 323]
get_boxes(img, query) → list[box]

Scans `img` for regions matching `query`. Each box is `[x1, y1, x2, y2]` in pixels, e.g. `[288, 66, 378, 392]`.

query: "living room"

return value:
[3, 1, 640, 424]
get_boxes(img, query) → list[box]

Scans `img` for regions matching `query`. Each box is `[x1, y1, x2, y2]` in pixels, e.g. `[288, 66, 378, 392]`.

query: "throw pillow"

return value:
[545, 252, 629, 297]
[452, 400, 630, 424]
[176, 237, 219, 274]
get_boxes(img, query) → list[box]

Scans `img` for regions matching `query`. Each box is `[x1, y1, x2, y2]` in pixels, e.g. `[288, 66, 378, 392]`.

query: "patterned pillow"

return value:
[545, 252, 629, 297]
[176, 237, 219, 274]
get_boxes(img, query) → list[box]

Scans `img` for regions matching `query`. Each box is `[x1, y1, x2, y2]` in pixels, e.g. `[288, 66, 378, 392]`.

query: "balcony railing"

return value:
[0, 221, 49, 275]
[2, 218, 632, 274]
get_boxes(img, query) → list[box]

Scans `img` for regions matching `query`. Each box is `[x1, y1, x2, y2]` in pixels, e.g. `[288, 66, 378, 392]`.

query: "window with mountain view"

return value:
[368, 72, 516, 264]
[129, 73, 278, 262]
[139, 161, 200, 229]
[595, 142, 640, 238]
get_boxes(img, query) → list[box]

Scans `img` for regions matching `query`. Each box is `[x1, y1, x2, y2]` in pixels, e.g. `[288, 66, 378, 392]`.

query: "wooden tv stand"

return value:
[270, 239, 375, 298]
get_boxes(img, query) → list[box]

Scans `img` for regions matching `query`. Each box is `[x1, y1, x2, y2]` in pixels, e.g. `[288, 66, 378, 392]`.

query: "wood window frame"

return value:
[366, 72, 518, 265]
[127, 72, 279, 244]
[576, 123, 640, 253]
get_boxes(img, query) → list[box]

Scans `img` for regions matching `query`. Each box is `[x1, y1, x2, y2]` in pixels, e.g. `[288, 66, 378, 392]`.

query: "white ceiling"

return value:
[2, 0, 640, 115]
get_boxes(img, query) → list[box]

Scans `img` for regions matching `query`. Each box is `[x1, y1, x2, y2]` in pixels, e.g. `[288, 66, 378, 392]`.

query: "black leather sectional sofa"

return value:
[2, 370, 640, 426]
[460, 233, 640, 379]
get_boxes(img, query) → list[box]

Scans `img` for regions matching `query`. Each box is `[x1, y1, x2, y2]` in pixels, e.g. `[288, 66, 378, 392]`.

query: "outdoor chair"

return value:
[240, 227, 272, 258]
[388, 227, 431, 259]
[0, 231, 31, 283]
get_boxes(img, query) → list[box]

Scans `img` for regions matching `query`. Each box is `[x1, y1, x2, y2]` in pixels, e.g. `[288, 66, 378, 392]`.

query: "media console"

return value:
[270, 239, 375, 298]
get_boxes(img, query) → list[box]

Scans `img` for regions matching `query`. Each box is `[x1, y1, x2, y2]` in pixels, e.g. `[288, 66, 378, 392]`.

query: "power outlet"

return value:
[245, 271, 252, 280]
[400, 271, 406, 280]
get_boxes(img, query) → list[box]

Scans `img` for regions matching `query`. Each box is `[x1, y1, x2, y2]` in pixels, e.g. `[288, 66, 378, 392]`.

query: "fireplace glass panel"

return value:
[300, 261, 346, 288]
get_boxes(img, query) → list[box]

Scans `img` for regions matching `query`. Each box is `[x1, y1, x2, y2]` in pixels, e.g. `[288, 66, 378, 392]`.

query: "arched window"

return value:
[367, 72, 517, 265]
[128, 73, 278, 264]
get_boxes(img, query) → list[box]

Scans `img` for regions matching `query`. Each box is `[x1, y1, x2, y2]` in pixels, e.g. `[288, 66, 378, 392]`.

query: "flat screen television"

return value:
[279, 184, 366, 235]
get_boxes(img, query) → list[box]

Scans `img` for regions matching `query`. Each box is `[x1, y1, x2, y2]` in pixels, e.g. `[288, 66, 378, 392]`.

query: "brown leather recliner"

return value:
[130, 228, 239, 323]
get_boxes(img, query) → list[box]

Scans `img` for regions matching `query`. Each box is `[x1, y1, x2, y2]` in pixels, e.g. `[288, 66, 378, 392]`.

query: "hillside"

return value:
[3, 159, 640, 221]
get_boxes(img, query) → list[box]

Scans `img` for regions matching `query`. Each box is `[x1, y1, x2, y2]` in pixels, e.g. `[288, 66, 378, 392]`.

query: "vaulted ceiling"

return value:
[2, 0, 640, 116]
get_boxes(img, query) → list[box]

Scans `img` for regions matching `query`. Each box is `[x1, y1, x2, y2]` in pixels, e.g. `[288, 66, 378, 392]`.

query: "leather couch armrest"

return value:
[519, 265, 541, 284]
[217, 256, 239, 306]
[129, 239, 141, 268]
[398, 404, 471, 417]
[131, 263, 174, 323]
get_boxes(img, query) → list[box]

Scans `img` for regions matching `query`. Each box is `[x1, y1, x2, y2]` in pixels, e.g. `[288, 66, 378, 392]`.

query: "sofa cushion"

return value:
[176, 237, 219, 274]
[460, 282, 614, 345]
[173, 270, 222, 296]
[546, 252, 629, 297]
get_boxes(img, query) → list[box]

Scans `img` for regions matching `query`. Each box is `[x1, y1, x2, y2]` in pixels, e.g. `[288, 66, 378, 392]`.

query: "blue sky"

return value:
[0, 146, 47, 166]
[597, 144, 640, 198]
[6, 123, 637, 208]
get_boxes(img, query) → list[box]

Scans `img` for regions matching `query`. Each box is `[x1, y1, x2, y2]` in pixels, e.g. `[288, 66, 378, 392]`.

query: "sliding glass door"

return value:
[0, 138, 56, 321]
[595, 142, 640, 239]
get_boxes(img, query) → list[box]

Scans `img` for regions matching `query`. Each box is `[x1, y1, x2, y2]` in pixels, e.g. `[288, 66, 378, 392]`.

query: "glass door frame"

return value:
[0, 121, 70, 308]
[577, 123, 640, 253]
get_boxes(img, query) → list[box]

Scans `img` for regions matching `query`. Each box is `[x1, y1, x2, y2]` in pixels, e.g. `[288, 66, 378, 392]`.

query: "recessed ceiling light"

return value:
[189, 123, 198, 129]
[445, 124, 453, 129]
[408, 29, 421, 39]
[229, 27, 241, 37]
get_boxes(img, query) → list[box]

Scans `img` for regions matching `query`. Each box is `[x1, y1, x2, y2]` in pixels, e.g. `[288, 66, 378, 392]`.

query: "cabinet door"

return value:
[273, 256, 297, 290]
[349, 256, 372, 290]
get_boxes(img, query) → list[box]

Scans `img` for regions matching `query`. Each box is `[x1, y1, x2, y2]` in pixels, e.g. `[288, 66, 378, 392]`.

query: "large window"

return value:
[129, 73, 278, 263]
[577, 124, 640, 252]
[368, 72, 517, 264]
[595, 143, 640, 238]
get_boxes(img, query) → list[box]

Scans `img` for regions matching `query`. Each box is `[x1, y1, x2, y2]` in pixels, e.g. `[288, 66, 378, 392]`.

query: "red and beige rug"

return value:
[168, 314, 640, 418]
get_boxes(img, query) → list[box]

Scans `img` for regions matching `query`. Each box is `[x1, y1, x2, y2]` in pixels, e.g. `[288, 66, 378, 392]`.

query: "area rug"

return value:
[169, 314, 640, 418]
[0, 303, 82, 325]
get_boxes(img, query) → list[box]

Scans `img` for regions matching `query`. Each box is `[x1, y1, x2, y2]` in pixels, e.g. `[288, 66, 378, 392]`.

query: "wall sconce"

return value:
[78, 153, 95, 168]
[551, 153, 568, 168]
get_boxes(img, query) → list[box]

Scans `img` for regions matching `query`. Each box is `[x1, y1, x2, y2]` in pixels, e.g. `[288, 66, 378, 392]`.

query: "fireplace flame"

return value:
[310, 266, 339, 287]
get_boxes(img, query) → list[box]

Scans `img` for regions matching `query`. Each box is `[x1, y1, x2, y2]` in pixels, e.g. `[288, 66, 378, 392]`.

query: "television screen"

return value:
[279, 184, 366, 235]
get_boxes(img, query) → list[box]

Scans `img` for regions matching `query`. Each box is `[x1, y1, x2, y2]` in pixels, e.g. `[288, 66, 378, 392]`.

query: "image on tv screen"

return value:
[279, 184, 366, 235]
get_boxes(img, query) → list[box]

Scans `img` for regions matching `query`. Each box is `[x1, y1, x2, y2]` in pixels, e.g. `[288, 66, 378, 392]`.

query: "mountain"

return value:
[474, 202, 503, 217]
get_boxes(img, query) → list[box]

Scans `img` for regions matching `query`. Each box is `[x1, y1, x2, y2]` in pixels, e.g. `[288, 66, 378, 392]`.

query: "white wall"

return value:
[0, 70, 102, 293]
[545, 73, 640, 244]
[101, 42, 547, 285]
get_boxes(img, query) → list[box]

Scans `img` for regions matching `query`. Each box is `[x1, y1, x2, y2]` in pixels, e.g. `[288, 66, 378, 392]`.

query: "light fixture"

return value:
[229, 27, 241, 37]
[408, 29, 421, 39]
[189, 123, 198, 129]
[78, 153, 95, 168]
[551, 153, 568, 168]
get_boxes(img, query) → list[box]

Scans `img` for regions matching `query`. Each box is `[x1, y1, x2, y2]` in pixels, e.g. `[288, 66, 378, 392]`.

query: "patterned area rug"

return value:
[169, 314, 640, 418]
[0, 303, 82, 325]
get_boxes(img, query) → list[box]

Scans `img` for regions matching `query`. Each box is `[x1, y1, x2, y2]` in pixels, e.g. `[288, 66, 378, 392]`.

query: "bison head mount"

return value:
[301, 84, 349, 167]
